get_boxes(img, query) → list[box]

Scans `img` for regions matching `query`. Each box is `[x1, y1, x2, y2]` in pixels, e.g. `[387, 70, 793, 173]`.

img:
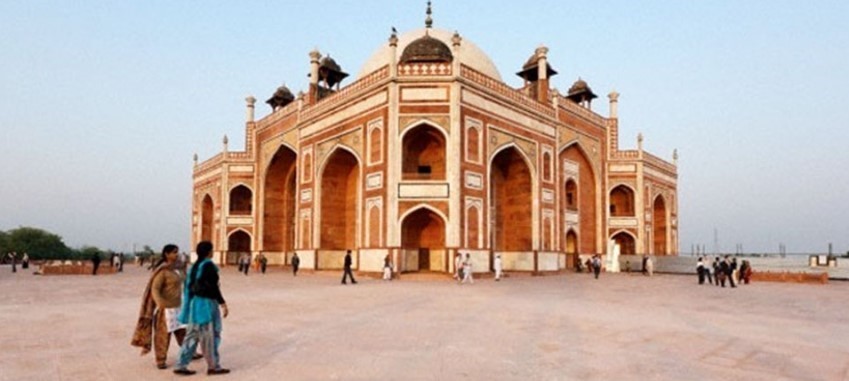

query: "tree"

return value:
[5, 227, 72, 260]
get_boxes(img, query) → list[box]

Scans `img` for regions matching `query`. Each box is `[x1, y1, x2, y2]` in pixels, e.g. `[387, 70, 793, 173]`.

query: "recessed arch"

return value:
[490, 145, 533, 251]
[200, 194, 214, 242]
[565, 229, 578, 255]
[229, 184, 253, 215]
[228, 229, 252, 253]
[402, 123, 447, 180]
[400, 206, 446, 272]
[610, 230, 636, 255]
[653, 194, 668, 255]
[319, 147, 361, 250]
[609, 184, 636, 217]
[559, 142, 597, 254]
[262, 145, 297, 254]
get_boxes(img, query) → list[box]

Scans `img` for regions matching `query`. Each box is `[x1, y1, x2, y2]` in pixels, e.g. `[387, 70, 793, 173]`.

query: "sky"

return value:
[1, 1, 847, 254]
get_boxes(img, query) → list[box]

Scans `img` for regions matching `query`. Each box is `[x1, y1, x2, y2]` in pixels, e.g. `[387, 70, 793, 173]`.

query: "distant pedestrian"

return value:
[461, 253, 474, 284]
[725, 256, 736, 288]
[118, 253, 124, 272]
[239, 253, 250, 276]
[92, 253, 101, 275]
[454, 253, 463, 282]
[7, 252, 17, 273]
[731, 257, 739, 284]
[645, 256, 654, 277]
[173, 241, 230, 376]
[641, 255, 648, 275]
[740, 260, 753, 284]
[713, 257, 722, 287]
[493, 254, 503, 281]
[341, 250, 357, 285]
[585, 258, 593, 275]
[21, 252, 30, 270]
[291, 253, 300, 276]
[697, 257, 705, 284]
[382, 255, 392, 281]
[592, 255, 602, 279]
[259, 254, 267, 274]
[705, 258, 714, 285]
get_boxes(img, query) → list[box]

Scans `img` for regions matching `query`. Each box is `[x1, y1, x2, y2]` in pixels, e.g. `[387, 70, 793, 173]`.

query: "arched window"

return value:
[403, 124, 446, 180]
[565, 179, 578, 210]
[229, 185, 252, 215]
[609, 185, 635, 217]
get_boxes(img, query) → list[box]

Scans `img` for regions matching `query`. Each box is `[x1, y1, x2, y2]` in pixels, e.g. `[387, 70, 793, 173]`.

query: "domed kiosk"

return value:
[191, 4, 680, 279]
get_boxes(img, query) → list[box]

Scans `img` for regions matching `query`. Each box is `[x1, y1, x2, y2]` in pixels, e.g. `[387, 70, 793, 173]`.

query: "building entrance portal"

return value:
[490, 147, 532, 252]
[401, 208, 445, 272]
[227, 230, 251, 265]
[262, 146, 297, 260]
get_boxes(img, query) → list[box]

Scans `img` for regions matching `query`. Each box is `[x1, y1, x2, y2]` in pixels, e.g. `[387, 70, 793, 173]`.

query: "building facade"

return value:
[191, 16, 679, 274]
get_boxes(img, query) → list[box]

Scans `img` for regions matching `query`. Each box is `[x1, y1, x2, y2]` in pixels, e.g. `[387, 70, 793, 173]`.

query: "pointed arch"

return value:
[200, 194, 215, 242]
[653, 194, 668, 255]
[559, 141, 597, 254]
[610, 230, 636, 255]
[490, 145, 533, 251]
[229, 184, 253, 215]
[228, 228, 252, 252]
[400, 206, 447, 272]
[401, 122, 447, 180]
[318, 146, 361, 250]
[262, 144, 298, 253]
[609, 184, 636, 217]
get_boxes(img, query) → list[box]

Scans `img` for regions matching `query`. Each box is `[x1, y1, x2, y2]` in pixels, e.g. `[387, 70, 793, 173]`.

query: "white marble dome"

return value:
[358, 28, 502, 81]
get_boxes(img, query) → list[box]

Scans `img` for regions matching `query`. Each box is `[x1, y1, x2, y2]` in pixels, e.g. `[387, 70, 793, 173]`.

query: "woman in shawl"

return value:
[131, 244, 195, 369]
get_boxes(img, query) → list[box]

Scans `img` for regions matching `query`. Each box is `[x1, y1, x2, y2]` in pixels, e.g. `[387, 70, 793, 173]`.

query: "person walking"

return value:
[461, 253, 474, 284]
[7, 252, 17, 273]
[291, 253, 300, 276]
[696, 257, 705, 284]
[713, 257, 722, 287]
[259, 254, 267, 274]
[592, 255, 602, 279]
[382, 255, 392, 281]
[731, 257, 739, 284]
[21, 252, 30, 270]
[645, 256, 654, 277]
[705, 257, 714, 285]
[725, 256, 737, 288]
[91, 253, 101, 275]
[493, 254, 503, 281]
[131, 244, 196, 369]
[454, 252, 463, 282]
[341, 250, 357, 285]
[240, 253, 250, 276]
[173, 241, 230, 376]
[740, 260, 753, 284]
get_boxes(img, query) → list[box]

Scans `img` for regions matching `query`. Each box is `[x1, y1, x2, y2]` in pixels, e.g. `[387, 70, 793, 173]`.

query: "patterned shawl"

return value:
[130, 263, 169, 352]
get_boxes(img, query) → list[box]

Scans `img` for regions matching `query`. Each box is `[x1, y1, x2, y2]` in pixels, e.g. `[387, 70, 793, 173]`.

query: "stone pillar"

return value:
[536, 46, 549, 103]
[308, 49, 321, 105]
[452, 31, 462, 76]
[245, 96, 256, 123]
[389, 31, 399, 78]
[608, 91, 619, 119]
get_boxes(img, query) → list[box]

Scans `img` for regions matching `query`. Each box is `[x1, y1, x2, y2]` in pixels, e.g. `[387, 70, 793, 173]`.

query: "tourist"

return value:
[174, 241, 230, 376]
[7, 252, 17, 273]
[713, 257, 722, 287]
[641, 255, 648, 275]
[259, 253, 267, 274]
[740, 260, 753, 284]
[291, 253, 300, 276]
[731, 257, 739, 284]
[585, 257, 593, 275]
[645, 256, 654, 277]
[696, 257, 705, 284]
[724, 256, 736, 288]
[91, 253, 101, 275]
[705, 258, 714, 285]
[21, 252, 29, 270]
[118, 253, 124, 272]
[454, 252, 463, 282]
[382, 254, 392, 281]
[239, 253, 250, 276]
[592, 255, 602, 279]
[341, 250, 357, 285]
[462, 253, 474, 284]
[131, 244, 194, 369]
[494, 254, 503, 281]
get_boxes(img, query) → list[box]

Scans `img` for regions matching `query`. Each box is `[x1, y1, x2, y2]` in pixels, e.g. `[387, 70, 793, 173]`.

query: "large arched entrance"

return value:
[229, 185, 253, 215]
[611, 231, 636, 255]
[560, 145, 597, 255]
[201, 194, 214, 242]
[228, 230, 251, 264]
[401, 208, 446, 272]
[653, 196, 667, 255]
[490, 146, 532, 252]
[263, 146, 297, 258]
[402, 124, 446, 180]
[320, 149, 359, 250]
[565, 230, 578, 255]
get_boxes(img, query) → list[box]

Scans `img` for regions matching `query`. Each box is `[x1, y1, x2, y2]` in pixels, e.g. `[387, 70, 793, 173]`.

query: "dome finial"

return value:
[425, 1, 433, 29]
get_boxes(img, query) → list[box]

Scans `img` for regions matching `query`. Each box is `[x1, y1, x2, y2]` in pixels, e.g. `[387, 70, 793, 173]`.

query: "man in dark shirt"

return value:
[341, 250, 357, 285]
[291, 253, 300, 277]
[91, 253, 101, 275]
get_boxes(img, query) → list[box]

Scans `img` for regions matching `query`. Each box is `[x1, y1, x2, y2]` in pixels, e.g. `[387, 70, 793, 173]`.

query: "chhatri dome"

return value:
[358, 28, 503, 81]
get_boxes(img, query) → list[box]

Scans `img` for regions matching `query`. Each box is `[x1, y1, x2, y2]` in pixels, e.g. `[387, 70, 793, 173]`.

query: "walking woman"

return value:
[131, 244, 193, 369]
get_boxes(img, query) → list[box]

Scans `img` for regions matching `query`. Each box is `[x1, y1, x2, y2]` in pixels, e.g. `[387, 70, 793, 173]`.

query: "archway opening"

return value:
[228, 230, 251, 264]
[320, 149, 359, 250]
[611, 231, 636, 255]
[402, 124, 446, 180]
[610, 185, 635, 217]
[401, 208, 446, 272]
[490, 147, 532, 251]
[263, 146, 297, 256]
[560, 145, 597, 254]
[653, 196, 667, 255]
[229, 185, 253, 215]
[565, 230, 578, 255]
[201, 195, 214, 242]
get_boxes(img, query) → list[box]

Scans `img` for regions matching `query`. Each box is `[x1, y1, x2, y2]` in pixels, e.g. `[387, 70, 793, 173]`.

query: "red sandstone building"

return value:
[191, 10, 679, 274]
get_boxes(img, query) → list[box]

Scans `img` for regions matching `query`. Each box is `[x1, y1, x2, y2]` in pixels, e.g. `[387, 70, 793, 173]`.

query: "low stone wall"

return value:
[751, 271, 828, 284]
[38, 261, 117, 275]
[617, 255, 848, 281]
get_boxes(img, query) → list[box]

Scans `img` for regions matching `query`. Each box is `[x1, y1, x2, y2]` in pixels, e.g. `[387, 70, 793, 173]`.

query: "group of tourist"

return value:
[453, 252, 492, 284]
[696, 256, 753, 287]
[4, 252, 30, 273]
[132, 241, 230, 376]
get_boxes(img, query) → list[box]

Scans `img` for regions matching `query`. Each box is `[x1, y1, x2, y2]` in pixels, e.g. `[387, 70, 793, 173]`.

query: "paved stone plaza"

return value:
[1, 266, 847, 381]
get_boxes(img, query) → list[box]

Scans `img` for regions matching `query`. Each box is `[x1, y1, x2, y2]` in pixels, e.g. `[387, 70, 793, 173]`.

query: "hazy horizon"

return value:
[2, 1, 847, 254]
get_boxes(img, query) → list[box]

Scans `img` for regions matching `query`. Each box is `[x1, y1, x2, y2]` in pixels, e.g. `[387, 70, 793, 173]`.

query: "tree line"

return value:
[0, 226, 152, 261]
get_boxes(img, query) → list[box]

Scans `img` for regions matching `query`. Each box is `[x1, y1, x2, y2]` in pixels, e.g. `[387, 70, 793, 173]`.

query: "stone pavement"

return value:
[1, 265, 848, 380]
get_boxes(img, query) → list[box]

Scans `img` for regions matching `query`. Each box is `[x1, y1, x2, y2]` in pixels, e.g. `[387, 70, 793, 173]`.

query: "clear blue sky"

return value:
[1, 1, 847, 254]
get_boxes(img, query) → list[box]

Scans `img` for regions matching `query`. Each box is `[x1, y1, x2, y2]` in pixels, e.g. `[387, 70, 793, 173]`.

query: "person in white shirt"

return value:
[494, 254, 503, 281]
[645, 256, 654, 277]
[462, 253, 474, 284]
[454, 253, 463, 282]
